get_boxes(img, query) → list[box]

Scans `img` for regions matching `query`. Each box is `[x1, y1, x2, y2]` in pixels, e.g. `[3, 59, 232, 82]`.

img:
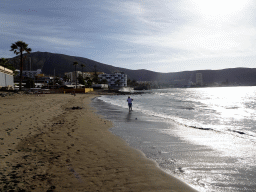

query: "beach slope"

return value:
[0, 93, 197, 192]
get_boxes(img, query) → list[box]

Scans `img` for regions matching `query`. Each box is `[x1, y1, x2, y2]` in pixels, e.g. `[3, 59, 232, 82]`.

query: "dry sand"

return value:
[0, 93, 197, 192]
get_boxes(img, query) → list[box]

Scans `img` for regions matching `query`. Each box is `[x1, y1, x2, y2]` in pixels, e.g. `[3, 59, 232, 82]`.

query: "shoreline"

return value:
[0, 93, 197, 191]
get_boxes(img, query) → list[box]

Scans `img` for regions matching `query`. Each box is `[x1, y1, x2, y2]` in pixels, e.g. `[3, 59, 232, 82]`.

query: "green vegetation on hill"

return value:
[0, 58, 16, 72]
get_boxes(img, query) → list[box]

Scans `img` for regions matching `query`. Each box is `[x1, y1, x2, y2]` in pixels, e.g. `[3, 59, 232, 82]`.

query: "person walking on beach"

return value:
[127, 96, 133, 111]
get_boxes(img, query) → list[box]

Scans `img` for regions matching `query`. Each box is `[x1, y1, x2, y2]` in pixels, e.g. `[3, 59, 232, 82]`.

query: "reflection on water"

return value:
[126, 112, 132, 122]
[194, 87, 256, 122]
[94, 87, 256, 191]
[102, 87, 256, 136]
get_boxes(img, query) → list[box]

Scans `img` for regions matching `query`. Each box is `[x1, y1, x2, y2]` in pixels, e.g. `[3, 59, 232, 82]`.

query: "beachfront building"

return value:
[196, 73, 203, 86]
[65, 71, 90, 83]
[64, 71, 105, 83]
[86, 72, 105, 77]
[15, 69, 43, 78]
[98, 72, 127, 87]
[0, 66, 14, 89]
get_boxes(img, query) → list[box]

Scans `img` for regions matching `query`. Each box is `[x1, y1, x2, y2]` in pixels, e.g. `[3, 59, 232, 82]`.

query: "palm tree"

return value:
[81, 64, 85, 80]
[10, 41, 32, 91]
[73, 61, 78, 89]
[63, 74, 70, 82]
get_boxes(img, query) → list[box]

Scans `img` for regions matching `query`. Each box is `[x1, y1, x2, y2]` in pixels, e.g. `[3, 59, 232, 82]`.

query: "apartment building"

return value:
[98, 72, 127, 87]
[64, 71, 89, 82]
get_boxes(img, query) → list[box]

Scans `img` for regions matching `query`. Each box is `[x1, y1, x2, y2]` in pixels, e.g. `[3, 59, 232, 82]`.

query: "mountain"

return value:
[8, 52, 160, 81]
[8, 51, 256, 86]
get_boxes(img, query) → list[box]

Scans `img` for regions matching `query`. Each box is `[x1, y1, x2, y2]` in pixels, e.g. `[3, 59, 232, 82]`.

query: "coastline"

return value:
[0, 93, 197, 191]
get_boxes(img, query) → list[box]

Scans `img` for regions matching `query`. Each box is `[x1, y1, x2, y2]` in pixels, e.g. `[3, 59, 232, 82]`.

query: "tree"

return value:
[85, 77, 92, 87]
[0, 58, 16, 73]
[127, 79, 131, 86]
[10, 41, 32, 91]
[81, 64, 85, 80]
[101, 79, 108, 84]
[92, 65, 99, 84]
[73, 61, 78, 89]
[0, 58, 9, 67]
[25, 78, 35, 88]
[63, 74, 70, 82]
[92, 76, 99, 84]
[94, 65, 97, 76]
[54, 76, 62, 85]
[132, 79, 138, 87]
[128, 79, 138, 87]
[78, 74, 85, 85]
[87, 79, 92, 87]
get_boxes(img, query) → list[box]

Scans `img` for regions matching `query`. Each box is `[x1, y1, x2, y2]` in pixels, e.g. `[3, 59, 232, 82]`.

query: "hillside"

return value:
[8, 52, 159, 81]
[8, 52, 256, 86]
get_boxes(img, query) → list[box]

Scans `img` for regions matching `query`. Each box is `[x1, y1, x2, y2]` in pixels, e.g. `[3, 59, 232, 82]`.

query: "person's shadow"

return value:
[126, 111, 132, 122]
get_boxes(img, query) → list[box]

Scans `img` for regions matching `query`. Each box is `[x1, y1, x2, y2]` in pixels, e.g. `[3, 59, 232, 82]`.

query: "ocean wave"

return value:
[96, 94, 256, 143]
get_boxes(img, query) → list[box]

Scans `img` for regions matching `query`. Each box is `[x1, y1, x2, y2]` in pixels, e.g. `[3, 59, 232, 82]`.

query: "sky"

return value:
[1, 0, 256, 73]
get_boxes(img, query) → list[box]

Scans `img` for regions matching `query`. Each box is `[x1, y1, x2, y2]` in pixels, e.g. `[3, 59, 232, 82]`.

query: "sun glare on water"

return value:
[198, 87, 256, 120]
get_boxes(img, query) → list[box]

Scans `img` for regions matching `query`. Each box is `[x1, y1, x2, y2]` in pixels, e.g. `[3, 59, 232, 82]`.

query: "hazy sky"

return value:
[1, 0, 256, 72]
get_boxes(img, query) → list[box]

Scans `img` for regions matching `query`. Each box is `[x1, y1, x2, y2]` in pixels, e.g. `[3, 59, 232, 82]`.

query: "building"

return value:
[15, 69, 43, 78]
[196, 73, 203, 86]
[64, 71, 105, 83]
[85, 72, 105, 77]
[98, 72, 127, 87]
[0, 66, 14, 88]
[65, 71, 90, 83]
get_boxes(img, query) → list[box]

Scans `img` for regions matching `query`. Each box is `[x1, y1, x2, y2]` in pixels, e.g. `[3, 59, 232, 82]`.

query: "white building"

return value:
[196, 73, 203, 86]
[0, 66, 14, 88]
[99, 72, 127, 87]
[64, 71, 90, 83]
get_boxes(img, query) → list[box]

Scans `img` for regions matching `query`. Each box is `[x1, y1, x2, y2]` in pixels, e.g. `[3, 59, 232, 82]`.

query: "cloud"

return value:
[39, 37, 81, 47]
[169, 0, 256, 57]
[109, 0, 256, 63]
[2, 0, 256, 72]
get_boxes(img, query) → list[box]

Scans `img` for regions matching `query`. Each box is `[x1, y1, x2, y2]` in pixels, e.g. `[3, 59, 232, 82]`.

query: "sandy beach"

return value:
[0, 93, 197, 192]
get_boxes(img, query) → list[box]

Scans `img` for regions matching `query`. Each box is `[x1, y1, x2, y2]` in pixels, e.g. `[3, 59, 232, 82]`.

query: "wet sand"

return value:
[0, 93, 197, 191]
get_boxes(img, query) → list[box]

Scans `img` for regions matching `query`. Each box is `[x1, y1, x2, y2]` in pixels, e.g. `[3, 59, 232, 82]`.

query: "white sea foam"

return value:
[98, 87, 256, 141]
[93, 88, 256, 192]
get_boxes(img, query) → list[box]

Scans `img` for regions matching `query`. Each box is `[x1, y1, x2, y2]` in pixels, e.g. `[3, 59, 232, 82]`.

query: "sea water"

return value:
[92, 86, 256, 191]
